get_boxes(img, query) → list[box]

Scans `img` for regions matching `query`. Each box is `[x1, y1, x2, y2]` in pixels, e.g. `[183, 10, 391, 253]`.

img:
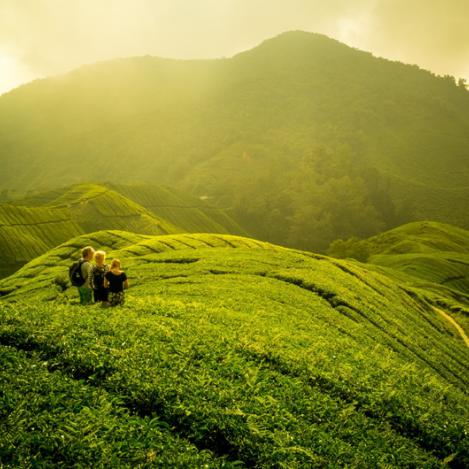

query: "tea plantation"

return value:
[2, 31, 469, 250]
[0, 183, 245, 278]
[329, 221, 469, 333]
[0, 231, 468, 467]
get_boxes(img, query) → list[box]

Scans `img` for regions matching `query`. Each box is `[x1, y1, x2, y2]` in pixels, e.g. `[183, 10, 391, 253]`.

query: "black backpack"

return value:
[69, 260, 85, 287]
[92, 265, 108, 289]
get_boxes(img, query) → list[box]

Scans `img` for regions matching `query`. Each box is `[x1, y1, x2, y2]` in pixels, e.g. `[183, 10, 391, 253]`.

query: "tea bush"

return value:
[0, 232, 467, 466]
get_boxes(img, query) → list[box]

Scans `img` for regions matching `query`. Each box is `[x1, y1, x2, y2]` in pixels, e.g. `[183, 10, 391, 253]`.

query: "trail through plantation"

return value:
[433, 307, 469, 347]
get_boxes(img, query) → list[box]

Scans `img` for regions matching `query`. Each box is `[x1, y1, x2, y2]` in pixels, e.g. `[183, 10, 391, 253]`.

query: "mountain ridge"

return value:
[1, 30, 468, 250]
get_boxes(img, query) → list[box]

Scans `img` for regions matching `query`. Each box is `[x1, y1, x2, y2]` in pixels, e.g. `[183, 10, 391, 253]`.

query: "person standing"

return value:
[91, 250, 109, 303]
[77, 246, 95, 305]
[104, 259, 129, 306]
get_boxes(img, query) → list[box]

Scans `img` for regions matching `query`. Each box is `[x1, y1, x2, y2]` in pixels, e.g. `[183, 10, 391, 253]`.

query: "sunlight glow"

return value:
[0, 54, 37, 95]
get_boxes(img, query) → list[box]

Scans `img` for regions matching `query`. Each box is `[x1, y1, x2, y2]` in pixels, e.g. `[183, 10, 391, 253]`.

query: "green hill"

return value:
[330, 221, 469, 258]
[329, 221, 469, 325]
[0, 183, 246, 278]
[0, 231, 468, 467]
[1, 31, 468, 250]
[106, 183, 246, 236]
[14, 182, 246, 235]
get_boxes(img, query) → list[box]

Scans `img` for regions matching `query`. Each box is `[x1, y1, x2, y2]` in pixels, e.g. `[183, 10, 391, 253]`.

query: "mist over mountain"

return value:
[1, 31, 468, 250]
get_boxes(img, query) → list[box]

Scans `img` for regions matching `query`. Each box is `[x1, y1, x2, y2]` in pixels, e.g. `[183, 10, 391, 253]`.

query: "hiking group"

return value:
[70, 246, 129, 306]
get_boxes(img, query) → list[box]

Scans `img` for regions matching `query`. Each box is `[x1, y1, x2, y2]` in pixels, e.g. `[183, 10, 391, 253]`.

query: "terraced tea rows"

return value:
[1, 231, 467, 467]
[0, 183, 246, 278]
[109, 183, 247, 236]
[329, 222, 469, 337]
[0, 345, 223, 467]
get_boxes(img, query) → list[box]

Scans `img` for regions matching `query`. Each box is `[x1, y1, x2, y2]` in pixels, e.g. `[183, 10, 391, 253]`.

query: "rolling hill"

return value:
[1, 31, 468, 250]
[329, 221, 469, 258]
[0, 230, 468, 467]
[329, 221, 469, 330]
[0, 183, 246, 278]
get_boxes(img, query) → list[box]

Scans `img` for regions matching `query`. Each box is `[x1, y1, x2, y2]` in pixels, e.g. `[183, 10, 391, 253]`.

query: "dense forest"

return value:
[1, 31, 468, 250]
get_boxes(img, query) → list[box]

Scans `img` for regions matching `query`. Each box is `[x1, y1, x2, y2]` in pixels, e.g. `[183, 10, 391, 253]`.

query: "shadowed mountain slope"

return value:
[1, 31, 468, 249]
[0, 230, 467, 466]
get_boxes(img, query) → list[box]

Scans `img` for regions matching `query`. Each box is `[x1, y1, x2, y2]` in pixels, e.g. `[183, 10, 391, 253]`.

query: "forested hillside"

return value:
[1, 31, 468, 249]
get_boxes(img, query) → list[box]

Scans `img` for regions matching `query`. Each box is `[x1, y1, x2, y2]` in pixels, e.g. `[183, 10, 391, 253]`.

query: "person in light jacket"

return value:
[78, 246, 95, 305]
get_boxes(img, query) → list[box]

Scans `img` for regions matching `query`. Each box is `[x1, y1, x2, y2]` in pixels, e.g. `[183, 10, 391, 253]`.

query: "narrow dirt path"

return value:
[433, 307, 469, 347]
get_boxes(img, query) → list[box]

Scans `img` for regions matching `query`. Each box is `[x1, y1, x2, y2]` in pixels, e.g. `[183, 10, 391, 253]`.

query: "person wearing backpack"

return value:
[91, 250, 109, 303]
[69, 246, 95, 305]
[104, 259, 129, 306]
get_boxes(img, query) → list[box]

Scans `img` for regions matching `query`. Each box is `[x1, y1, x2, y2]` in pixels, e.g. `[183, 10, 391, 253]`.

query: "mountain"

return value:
[0, 183, 246, 278]
[0, 230, 468, 466]
[0, 31, 468, 250]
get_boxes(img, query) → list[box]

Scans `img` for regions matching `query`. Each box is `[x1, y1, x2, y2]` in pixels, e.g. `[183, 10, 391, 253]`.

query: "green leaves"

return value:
[1, 240, 468, 466]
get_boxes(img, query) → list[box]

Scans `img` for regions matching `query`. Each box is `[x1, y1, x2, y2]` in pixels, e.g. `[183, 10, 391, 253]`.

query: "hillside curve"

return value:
[0, 183, 247, 279]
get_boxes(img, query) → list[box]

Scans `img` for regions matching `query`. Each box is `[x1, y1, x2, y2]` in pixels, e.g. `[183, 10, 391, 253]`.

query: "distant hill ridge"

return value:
[0, 183, 246, 277]
[330, 221, 469, 257]
[329, 221, 469, 325]
[1, 31, 468, 249]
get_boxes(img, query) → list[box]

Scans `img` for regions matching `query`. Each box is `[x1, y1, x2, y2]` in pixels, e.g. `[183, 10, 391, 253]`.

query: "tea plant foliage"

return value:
[0, 183, 245, 278]
[0, 230, 467, 467]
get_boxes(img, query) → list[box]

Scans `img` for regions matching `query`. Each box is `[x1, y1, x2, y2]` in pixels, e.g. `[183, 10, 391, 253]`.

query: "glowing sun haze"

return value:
[1, 0, 468, 95]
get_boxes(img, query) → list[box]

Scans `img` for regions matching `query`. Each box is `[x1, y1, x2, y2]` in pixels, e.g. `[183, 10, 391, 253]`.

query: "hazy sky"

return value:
[1, 0, 468, 95]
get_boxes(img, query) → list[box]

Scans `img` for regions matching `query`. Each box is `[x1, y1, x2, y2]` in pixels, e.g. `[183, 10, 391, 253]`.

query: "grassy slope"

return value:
[356, 223, 469, 298]
[357, 221, 469, 256]
[15, 183, 246, 236]
[0, 183, 246, 276]
[0, 231, 467, 467]
[0, 184, 177, 274]
[369, 224, 469, 338]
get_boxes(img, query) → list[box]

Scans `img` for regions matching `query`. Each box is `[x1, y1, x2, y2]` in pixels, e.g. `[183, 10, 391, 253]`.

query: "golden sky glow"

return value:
[1, 0, 468, 95]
